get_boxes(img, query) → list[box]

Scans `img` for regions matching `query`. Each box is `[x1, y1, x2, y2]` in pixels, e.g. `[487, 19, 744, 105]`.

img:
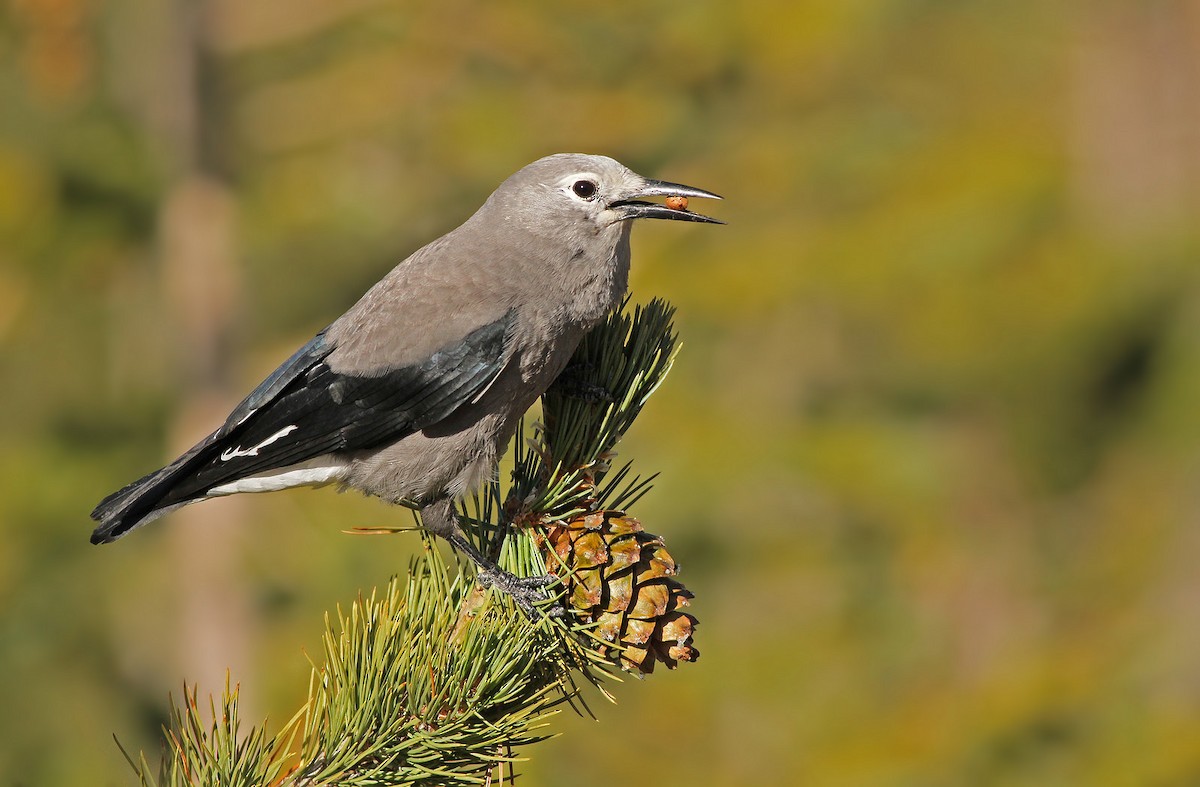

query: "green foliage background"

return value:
[3, 1, 1200, 784]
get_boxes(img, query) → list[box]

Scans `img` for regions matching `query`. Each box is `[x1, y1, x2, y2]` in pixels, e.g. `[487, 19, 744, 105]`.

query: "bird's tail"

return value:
[89, 441, 214, 544]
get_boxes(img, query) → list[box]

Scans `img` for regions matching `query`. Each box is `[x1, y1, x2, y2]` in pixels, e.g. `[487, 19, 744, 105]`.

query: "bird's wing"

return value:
[90, 309, 516, 541]
[190, 308, 516, 489]
[217, 328, 338, 439]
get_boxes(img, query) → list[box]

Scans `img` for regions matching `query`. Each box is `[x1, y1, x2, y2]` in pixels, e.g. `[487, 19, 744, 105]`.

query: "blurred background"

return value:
[3, 0, 1200, 784]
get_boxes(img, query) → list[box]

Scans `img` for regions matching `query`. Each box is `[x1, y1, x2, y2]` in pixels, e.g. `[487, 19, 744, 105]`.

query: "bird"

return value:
[90, 153, 721, 612]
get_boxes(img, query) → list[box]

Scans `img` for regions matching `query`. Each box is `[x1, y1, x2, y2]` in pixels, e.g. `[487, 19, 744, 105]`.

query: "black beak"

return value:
[610, 178, 724, 224]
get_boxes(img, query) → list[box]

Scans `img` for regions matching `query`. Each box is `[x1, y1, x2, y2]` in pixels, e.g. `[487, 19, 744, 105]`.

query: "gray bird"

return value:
[90, 153, 721, 610]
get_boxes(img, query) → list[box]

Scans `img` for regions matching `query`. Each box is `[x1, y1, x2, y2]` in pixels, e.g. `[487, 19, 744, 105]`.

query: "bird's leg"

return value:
[550, 360, 614, 404]
[420, 498, 562, 619]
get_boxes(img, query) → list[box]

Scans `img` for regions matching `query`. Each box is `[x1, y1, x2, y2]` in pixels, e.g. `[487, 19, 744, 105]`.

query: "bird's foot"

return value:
[478, 569, 565, 620]
[434, 512, 565, 620]
[551, 362, 614, 404]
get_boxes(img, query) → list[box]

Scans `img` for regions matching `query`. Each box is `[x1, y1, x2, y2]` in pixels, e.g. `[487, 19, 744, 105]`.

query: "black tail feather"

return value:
[89, 437, 219, 544]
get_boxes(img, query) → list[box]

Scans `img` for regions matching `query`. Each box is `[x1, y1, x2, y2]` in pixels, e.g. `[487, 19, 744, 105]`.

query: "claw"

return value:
[551, 362, 615, 404]
[479, 569, 565, 619]
[435, 513, 566, 619]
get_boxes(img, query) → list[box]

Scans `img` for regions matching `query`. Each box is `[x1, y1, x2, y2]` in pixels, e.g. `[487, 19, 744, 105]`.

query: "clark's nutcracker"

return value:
[90, 153, 721, 609]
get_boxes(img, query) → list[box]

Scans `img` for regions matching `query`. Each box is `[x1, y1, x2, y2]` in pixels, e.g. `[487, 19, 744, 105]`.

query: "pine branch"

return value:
[122, 298, 698, 785]
[282, 549, 571, 786]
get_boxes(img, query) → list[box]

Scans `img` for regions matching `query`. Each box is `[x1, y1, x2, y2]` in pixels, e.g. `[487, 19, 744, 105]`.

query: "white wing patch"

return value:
[220, 425, 299, 462]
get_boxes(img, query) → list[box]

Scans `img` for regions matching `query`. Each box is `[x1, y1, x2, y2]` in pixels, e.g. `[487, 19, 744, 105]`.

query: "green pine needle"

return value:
[283, 545, 571, 786]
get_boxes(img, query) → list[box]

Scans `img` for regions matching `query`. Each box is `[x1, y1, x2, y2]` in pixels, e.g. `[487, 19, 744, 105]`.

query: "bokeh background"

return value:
[4, 1, 1200, 784]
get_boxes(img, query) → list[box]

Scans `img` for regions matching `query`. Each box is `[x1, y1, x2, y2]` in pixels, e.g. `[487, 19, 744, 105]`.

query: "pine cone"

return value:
[541, 511, 698, 674]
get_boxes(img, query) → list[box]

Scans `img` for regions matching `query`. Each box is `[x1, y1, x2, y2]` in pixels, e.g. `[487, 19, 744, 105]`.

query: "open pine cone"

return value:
[541, 511, 698, 674]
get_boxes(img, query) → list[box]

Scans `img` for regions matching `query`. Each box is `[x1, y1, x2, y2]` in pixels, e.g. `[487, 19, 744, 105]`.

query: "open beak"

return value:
[610, 178, 724, 224]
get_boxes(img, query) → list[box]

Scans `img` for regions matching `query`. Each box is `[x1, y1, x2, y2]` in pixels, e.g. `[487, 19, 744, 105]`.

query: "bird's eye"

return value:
[572, 180, 598, 200]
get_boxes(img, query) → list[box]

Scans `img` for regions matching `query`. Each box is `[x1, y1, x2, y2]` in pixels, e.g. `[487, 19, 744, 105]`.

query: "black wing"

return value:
[90, 310, 515, 543]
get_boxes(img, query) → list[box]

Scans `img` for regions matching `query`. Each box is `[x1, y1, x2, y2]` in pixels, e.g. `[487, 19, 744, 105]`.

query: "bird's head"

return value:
[491, 153, 723, 239]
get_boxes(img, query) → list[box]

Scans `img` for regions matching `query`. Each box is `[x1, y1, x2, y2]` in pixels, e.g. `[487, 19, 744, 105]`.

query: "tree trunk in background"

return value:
[1070, 0, 1200, 238]
[156, 0, 256, 711]
[161, 176, 253, 706]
